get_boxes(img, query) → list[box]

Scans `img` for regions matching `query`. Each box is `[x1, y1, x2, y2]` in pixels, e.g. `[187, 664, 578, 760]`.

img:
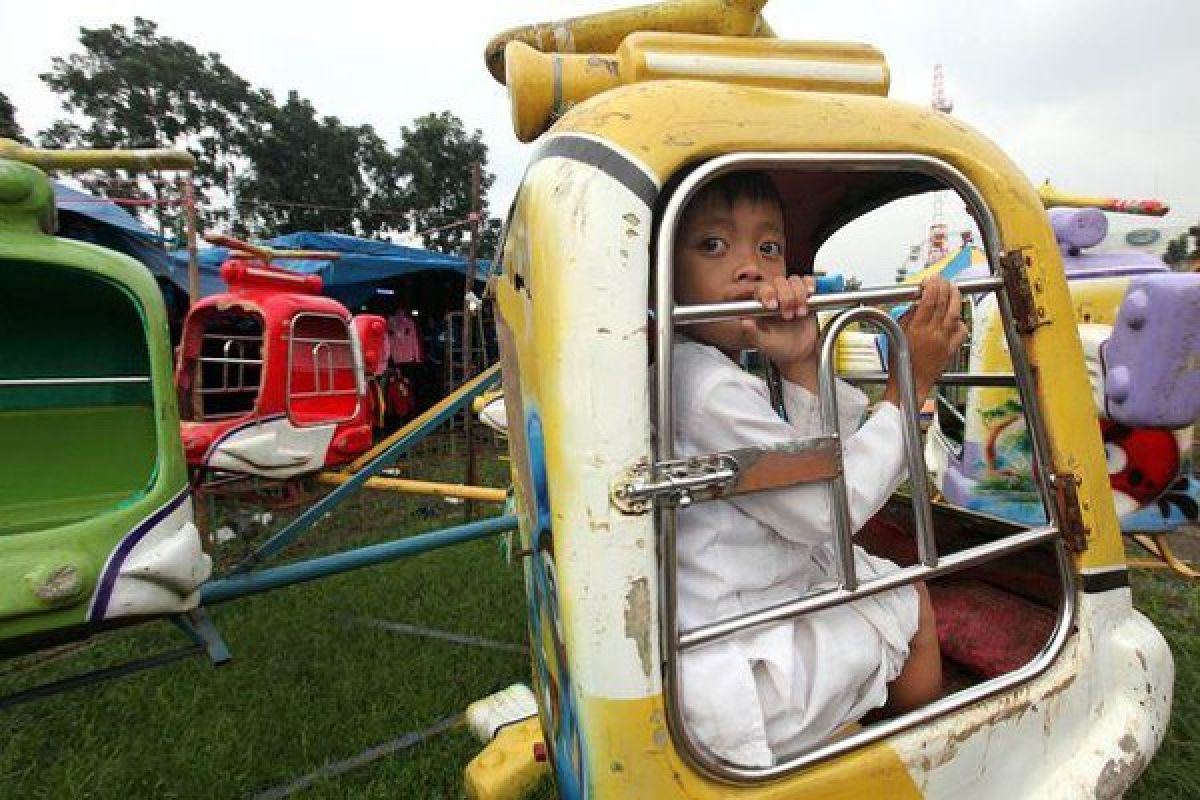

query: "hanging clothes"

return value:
[388, 310, 425, 365]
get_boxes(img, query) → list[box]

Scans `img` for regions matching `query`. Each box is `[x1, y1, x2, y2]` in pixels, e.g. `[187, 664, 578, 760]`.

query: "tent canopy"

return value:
[50, 184, 491, 311]
[52, 183, 184, 305]
[168, 231, 490, 307]
[53, 182, 165, 240]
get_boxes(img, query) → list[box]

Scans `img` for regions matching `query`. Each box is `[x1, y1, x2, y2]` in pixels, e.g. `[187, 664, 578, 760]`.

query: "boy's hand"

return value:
[883, 277, 968, 408]
[741, 275, 820, 389]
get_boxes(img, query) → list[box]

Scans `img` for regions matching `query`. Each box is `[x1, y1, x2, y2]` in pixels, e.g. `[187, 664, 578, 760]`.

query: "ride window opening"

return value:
[287, 313, 360, 426]
[0, 262, 156, 535]
[653, 155, 1072, 780]
[181, 311, 264, 422]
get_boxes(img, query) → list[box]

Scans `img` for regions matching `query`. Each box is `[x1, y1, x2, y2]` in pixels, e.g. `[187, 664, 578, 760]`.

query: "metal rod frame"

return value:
[0, 376, 151, 387]
[840, 371, 1016, 387]
[284, 313, 364, 429]
[203, 513, 517, 606]
[229, 364, 503, 574]
[652, 152, 1075, 783]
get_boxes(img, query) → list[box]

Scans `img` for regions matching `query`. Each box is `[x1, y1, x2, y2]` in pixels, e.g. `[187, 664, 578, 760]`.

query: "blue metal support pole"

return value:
[202, 513, 517, 606]
[230, 364, 502, 574]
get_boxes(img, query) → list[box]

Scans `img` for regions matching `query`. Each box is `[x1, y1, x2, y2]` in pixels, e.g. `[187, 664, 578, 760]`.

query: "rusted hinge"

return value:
[997, 249, 1046, 334]
[1050, 471, 1090, 553]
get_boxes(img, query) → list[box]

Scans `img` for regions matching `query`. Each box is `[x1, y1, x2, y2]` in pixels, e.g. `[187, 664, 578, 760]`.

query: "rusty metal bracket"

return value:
[998, 249, 1046, 334]
[1050, 470, 1090, 553]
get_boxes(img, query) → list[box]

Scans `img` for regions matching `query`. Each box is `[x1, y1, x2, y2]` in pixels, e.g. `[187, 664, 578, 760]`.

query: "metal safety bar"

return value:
[311, 341, 333, 395]
[197, 388, 258, 396]
[819, 307, 937, 588]
[194, 335, 262, 418]
[842, 371, 1015, 387]
[203, 333, 262, 343]
[673, 276, 1002, 326]
[289, 336, 353, 345]
[681, 524, 1059, 650]
[652, 151, 1076, 783]
[198, 357, 262, 366]
[0, 376, 150, 386]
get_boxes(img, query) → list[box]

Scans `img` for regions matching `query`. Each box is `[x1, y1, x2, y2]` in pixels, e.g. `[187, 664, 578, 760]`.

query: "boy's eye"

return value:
[760, 241, 784, 258]
[699, 237, 728, 255]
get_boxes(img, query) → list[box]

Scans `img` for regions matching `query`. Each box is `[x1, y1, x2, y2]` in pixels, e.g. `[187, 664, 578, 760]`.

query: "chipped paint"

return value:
[623, 577, 653, 679]
[30, 564, 83, 601]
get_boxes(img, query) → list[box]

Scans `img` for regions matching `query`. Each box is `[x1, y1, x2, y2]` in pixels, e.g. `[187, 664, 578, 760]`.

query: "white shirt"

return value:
[672, 339, 918, 766]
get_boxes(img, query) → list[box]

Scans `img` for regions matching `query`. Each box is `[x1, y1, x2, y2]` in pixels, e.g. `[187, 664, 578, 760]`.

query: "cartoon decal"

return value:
[498, 314, 588, 799]
[953, 397, 1198, 531]
[524, 414, 587, 799]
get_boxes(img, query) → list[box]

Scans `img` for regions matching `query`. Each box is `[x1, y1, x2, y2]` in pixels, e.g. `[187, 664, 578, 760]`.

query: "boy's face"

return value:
[673, 193, 786, 356]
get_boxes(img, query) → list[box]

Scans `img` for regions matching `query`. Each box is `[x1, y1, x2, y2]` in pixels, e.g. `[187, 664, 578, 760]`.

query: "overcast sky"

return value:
[5, 0, 1197, 284]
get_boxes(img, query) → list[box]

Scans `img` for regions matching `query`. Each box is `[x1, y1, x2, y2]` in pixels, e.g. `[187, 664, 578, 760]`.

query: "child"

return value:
[671, 171, 966, 766]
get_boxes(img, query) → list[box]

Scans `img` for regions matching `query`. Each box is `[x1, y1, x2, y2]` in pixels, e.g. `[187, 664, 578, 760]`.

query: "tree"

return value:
[1164, 233, 1189, 268]
[39, 17, 267, 233]
[386, 112, 502, 259]
[234, 91, 393, 238]
[0, 91, 26, 143]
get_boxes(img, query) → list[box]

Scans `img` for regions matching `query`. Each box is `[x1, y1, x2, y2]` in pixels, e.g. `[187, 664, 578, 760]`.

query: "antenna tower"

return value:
[925, 64, 954, 266]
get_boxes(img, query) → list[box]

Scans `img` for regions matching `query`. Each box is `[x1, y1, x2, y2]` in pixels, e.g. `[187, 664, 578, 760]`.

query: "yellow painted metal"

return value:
[486, 3, 1152, 793]
[0, 138, 196, 171]
[491, 143, 926, 798]
[505, 33, 888, 142]
[484, 0, 771, 84]
[580, 697, 921, 798]
[345, 363, 501, 472]
[316, 473, 506, 504]
[550, 80, 1125, 569]
[1037, 180, 1169, 217]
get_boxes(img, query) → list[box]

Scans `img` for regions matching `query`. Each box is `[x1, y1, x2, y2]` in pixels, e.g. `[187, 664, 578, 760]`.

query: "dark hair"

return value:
[686, 170, 783, 215]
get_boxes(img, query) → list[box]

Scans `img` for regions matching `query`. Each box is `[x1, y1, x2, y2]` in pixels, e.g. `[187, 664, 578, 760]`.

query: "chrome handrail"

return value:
[0, 376, 150, 386]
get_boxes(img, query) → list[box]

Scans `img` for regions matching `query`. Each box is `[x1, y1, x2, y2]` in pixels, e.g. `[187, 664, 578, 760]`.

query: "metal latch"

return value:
[1050, 470, 1090, 553]
[610, 436, 843, 515]
[611, 454, 738, 514]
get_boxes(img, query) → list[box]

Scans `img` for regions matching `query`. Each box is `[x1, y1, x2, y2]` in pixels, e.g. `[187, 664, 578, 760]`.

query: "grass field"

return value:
[1, 450, 1196, 798]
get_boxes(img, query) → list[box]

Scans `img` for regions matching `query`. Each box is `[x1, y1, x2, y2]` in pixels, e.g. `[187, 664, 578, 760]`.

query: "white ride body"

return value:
[521, 144, 662, 701]
[205, 416, 336, 479]
[892, 589, 1171, 798]
[93, 495, 213, 620]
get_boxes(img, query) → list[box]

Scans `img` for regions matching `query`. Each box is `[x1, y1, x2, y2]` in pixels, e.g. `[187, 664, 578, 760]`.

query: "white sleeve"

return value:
[781, 378, 868, 439]
[686, 375, 908, 546]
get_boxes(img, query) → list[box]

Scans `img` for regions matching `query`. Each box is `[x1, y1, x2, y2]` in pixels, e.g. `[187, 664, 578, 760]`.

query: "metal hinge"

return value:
[1050, 470, 1090, 553]
[998, 249, 1047, 334]
[611, 454, 738, 514]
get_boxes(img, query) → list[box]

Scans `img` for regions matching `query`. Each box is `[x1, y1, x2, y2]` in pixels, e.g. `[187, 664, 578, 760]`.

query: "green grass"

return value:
[0, 444, 542, 799]
[1, 450, 1196, 798]
[1126, 568, 1200, 800]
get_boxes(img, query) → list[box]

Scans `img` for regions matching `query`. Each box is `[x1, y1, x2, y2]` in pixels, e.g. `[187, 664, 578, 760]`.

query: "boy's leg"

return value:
[883, 582, 942, 713]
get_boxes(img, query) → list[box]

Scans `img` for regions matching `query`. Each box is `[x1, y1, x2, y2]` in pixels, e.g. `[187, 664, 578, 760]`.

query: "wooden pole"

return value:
[182, 174, 201, 309]
[462, 162, 482, 519]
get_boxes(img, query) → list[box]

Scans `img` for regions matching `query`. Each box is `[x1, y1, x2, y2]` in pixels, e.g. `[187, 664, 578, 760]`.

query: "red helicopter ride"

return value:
[175, 235, 388, 493]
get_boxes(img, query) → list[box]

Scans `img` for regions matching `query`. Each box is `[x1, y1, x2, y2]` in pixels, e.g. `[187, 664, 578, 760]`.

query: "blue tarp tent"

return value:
[51, 184, 489, 311]
[167, 231, 490, 308]
[53, 182, 179, 278]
